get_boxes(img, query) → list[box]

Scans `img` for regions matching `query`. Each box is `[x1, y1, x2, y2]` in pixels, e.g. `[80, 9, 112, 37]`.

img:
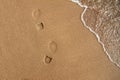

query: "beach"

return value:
[0, 0, 120, 80]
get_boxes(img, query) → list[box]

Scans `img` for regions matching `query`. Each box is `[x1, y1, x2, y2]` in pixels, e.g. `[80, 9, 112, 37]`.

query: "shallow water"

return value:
[71, 0, 120, 68]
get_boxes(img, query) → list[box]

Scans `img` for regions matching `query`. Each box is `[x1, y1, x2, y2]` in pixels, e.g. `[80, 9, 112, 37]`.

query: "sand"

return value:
[0, 0, 120, 80]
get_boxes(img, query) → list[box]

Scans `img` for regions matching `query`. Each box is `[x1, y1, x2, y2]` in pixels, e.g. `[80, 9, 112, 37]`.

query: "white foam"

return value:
[71, 0, 120, 68]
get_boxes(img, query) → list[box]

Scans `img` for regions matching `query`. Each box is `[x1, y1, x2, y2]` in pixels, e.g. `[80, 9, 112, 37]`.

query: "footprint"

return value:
[48, 41, 57, 53]
[35, 22, 44, 31]
[32, 8, 41, 21]
[44, 55, 53, 64]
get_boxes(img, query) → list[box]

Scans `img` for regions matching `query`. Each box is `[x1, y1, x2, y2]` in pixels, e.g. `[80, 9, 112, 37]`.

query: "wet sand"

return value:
[71, 0, 120, 68]
[0, 0, 120, 80]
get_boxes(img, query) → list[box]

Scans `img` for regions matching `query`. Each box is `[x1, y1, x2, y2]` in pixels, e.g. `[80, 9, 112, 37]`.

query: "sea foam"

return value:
[71, 0, 120, 68]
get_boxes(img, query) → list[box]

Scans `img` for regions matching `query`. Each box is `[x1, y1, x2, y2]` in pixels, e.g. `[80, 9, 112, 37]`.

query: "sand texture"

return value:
[0, 0, 120, 80]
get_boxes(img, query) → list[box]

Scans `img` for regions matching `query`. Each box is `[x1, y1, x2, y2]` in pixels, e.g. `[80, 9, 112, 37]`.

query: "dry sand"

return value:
[0, 0, 120, 80]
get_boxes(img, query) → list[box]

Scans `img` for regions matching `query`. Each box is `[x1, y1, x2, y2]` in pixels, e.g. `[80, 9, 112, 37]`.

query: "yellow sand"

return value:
[0, 0, 120, 80]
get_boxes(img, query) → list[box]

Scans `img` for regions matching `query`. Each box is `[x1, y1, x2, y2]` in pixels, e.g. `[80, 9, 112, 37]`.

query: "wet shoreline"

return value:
[71, 0, 120, 68]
